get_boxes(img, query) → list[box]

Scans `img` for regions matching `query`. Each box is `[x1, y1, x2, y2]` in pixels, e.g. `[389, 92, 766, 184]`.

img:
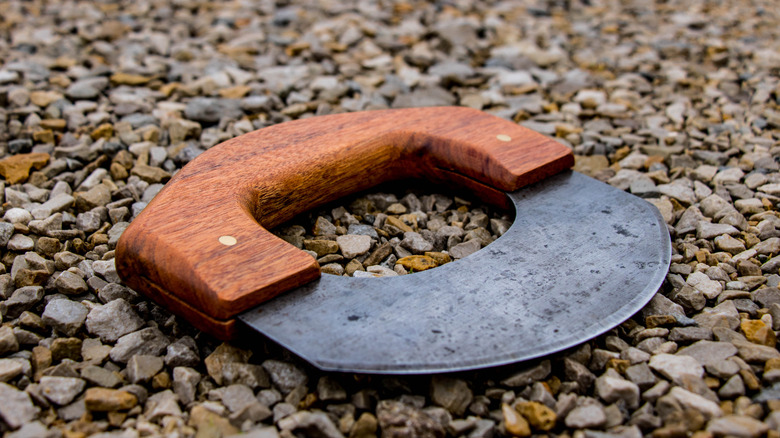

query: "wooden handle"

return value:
[116, 107, 573, 326]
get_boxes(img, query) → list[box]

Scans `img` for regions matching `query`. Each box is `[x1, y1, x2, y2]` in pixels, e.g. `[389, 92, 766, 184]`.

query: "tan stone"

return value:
[131, 164, 171, 183]
[741, 319, 777, 347]
[188, 404, 239, 436]
[765, 357, 780, 372]
[33, 129, 54, 144]
[219, 85, 252, 99]
[40, 119, 67, 131]
[85, 388, 137, 411]
[91, 123, 114, 140]
[110, 72, 153, 86]
[30, 90, 64, 107]
[203, 343, 251, 386]
[397, 255, 437, 272]
[503, 403, 531, 437]
[515, 401, 557, 431]
[349, 412, 378, 438]
[0, 152, 50, 184]
[385, 216, 413, 233]
[573, 155, 609, 177]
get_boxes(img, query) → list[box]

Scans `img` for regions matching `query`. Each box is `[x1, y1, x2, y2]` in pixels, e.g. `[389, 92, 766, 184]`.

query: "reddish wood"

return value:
[116, 107, 573, 338]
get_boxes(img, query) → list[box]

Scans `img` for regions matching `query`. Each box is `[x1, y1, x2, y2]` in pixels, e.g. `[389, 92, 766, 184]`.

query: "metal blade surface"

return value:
[239, 171, 671, 373]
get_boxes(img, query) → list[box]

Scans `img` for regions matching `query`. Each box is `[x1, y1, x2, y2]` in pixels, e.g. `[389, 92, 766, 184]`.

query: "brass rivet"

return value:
[497, 134, 512, 142]
[219, 235, 237, 246]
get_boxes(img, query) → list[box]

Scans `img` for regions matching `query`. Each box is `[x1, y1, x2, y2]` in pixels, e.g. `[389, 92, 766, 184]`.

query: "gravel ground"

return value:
[0, 0, 779, 437]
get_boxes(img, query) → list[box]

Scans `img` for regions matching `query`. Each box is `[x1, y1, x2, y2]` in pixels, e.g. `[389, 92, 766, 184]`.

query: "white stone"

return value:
[648, 353, 703, 385]
[667, 387, 722, 420]
[686, 271, 723, 299]
[336, 235, 372, 259]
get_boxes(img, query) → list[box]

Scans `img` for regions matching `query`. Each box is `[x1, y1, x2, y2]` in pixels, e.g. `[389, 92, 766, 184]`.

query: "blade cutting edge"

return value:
[239, 171, 672, 373]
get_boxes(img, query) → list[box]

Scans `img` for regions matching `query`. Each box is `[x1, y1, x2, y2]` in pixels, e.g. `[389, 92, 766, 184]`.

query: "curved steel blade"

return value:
[239, 171, 671, 373]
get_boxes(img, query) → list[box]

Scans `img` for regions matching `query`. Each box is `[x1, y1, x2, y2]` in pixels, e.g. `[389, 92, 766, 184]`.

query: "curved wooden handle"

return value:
[116, 107, 572, 325]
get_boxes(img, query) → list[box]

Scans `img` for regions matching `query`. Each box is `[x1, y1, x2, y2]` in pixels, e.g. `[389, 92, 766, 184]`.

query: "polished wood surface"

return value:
[116, 107, 573, 338]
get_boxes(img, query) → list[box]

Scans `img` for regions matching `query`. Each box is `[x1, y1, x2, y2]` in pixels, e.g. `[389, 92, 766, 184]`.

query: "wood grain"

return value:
[116, 106, 573, 338]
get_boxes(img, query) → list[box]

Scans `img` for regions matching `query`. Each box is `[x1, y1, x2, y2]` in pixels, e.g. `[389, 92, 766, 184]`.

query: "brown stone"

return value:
[51, 337, 82, 362]
[0, 152, 50, 184]
[397, 255, 437, 272]
[515, 401, 557, 431]
[303, 240, 339, 257]
[646, 314, 677, 328]
[425, 251, 452, 266]
[85, 388, 138, 411]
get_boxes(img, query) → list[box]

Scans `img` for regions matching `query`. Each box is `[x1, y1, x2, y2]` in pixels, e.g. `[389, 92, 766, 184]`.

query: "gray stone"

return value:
[400, 231, 433, 254]
[91, 259, 120, 283]
[336, 234, 372, 259]
[501, 360, 551, 387]
[0, 222, 14, 247]
[39, 376, 85, 405]
[30, 194, 74, 220]
[173, 366, 200, 405]
[665, 387, 722, 420]
[7, 234, 34, 251]
[1, 286, 44, 318]
[449, 239, 481, 259]
[0, 326, 19, 356]
[80, 365, 121, 388]
[109, 327, 170, 363]
[223, 363, 270, 389]
[165, 336, 200, 368]
[697, 222, 739, 239]
[262, 360, 307, 394]
[706, 415, 768, 438]
[625, 363, 656, 390]
[676, 340, 737, 367]
[184, 98, 243, 123]
[565, 403, 606, 429]
[718, 374, 745, 399]
[41, 299, 88, 336]
[430, 376, 472, 416]
[54, 271, 88, 295]
[145, 389, 181, 421]
[316, 376, 346, 401]
[595, 374, 639, 409]
[86, 298, 144, 342]
[0, 359, 24, 382]
[392, 87, 456, 108]
[278, 410, 343, 438]
[649, 353, 703, 385]
[0, 382, 39, 429]
[377, 400, 446, 437]
[127, 355, 164, 383]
